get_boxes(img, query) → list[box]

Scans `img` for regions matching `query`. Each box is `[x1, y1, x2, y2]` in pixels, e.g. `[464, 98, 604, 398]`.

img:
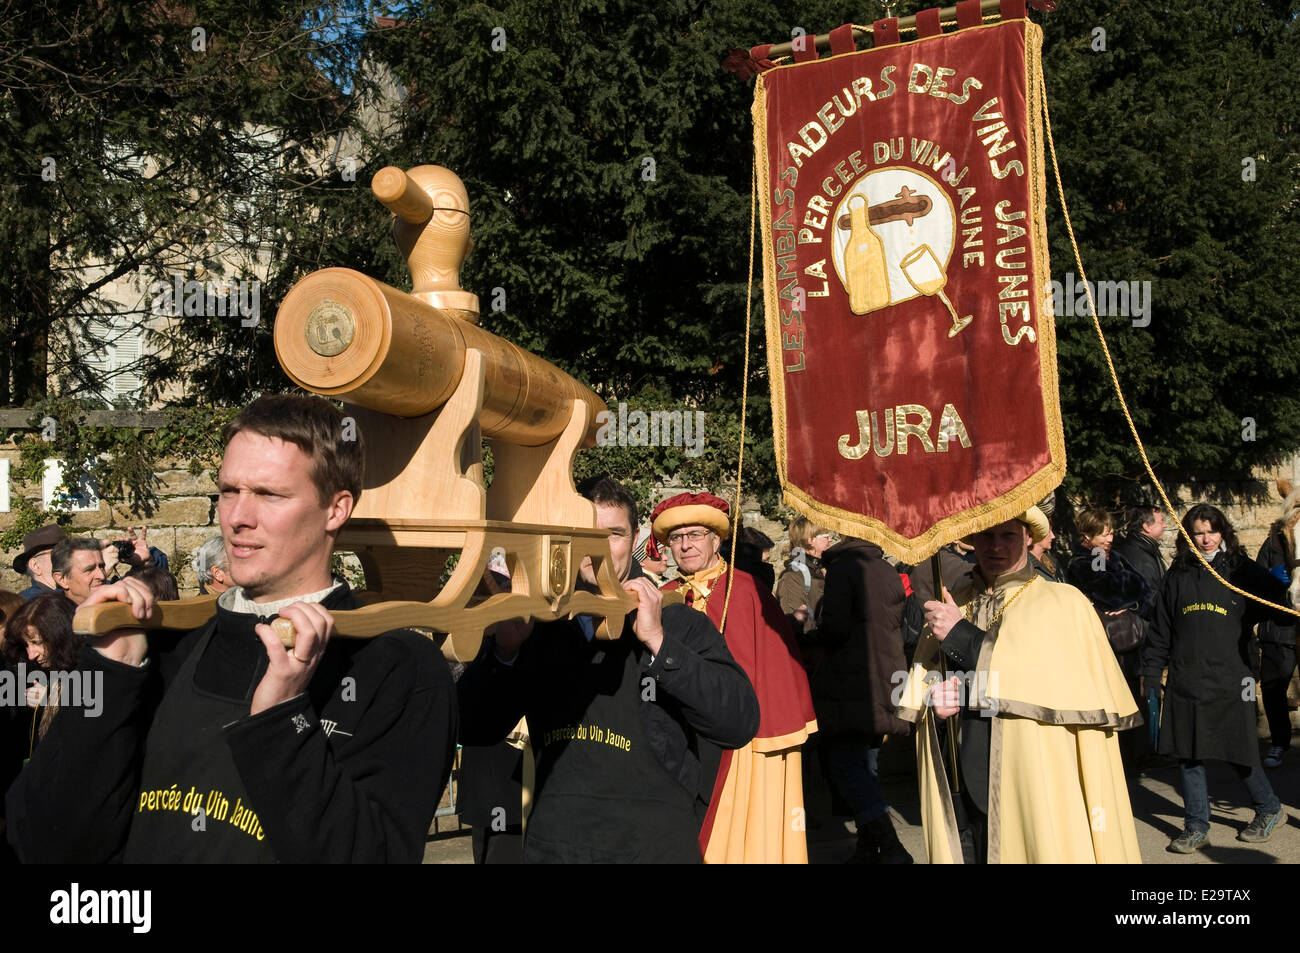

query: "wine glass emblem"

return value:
[900, 244, 972, 337]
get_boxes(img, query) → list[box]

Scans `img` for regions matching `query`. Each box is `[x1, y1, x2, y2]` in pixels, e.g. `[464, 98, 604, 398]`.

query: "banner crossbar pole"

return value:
[762, 0, 1004, 60]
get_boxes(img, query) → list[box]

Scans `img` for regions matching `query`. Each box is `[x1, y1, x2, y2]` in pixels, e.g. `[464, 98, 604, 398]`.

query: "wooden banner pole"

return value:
[762, 0, 1004, 60]
[930, 552, 962, 794]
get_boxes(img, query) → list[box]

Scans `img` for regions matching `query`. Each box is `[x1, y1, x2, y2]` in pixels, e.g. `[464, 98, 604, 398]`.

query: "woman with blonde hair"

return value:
[777, 517, 833, 640]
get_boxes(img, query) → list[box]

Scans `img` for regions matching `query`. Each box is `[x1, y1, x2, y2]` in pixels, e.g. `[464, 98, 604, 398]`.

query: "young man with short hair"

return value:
[6, 394, 457, 863]
[457, 476, 759, 863]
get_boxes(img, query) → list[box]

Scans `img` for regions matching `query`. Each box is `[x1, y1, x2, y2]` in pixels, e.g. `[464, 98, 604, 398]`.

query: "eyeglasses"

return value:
[667, 529, 713, 546]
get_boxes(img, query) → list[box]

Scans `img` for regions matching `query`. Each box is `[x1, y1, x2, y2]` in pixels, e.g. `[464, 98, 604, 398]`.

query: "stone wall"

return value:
[3, 443, 1298, 598]
[0, 443, 219, 596]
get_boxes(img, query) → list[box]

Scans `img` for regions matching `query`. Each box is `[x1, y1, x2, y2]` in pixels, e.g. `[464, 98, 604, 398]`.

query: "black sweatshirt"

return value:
[458, 578, 759, 862]
[5, 582, 456, 863]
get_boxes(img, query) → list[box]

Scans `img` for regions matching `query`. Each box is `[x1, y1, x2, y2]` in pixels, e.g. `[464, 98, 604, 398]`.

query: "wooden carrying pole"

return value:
[761, 0, 1003, 59]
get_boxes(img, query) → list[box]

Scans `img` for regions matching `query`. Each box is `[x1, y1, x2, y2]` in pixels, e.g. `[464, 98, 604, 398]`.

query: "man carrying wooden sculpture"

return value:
[457, 477, 759, 863]
[655, 491, 818, 863]
[5, 394, 457, 863]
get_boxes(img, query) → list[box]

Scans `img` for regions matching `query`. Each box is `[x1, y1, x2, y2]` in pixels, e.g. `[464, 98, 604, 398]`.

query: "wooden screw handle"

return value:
[372, 166, 434, 224]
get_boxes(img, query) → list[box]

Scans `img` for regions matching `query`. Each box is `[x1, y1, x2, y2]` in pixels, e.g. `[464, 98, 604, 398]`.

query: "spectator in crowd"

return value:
[656, 491, 817, 863]
[6, 394, 457, 863]
[49, 538, 107, 606]
[0, 589, 26, 857]
[908, 539, 976, 607]
[192, 534, 234, 595]
[733, 526, 776, 592]
[2, 564, 178, 818]
[633, 530, 670, 587]
[1067, 507, 1148, 610]
[1114, 504, 1168, 600]
[12, 525, 66, 601]
[1255, 489, 1299, 768]
[1025, 493, 1064, 582]
[101, 527, 170, 584]
[1027, 522, 1063, 582]
[100, 539, 123, 581]
[126, 565, 179, 602]
[1066, 507, 1149, 773]
[814, 534, 912, 864]
[1142, 504, 1293, 852]
[458, 477, 758, 862]
[2, 594, 80, 735]
[776, 517, 831, 641]
[0, 592, 25, 638]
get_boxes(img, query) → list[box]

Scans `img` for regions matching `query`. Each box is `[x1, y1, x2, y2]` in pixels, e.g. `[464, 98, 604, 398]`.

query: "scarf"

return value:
[678, 559, 729, 614]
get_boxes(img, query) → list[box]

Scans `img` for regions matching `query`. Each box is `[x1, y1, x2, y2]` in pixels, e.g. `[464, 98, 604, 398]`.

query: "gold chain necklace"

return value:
[964, 574, 1038, 630]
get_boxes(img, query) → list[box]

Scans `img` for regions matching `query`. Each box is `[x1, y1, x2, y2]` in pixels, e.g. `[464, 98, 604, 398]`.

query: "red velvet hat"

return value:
[651, 492, 731, 543]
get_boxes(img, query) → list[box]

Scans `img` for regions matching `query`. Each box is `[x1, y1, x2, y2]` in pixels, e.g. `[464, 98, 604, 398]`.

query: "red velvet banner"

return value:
[754, 17, 1063, 563]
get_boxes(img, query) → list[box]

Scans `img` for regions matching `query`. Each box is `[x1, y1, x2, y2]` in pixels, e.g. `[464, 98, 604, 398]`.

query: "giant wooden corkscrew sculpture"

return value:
[76, 165, 639, 660]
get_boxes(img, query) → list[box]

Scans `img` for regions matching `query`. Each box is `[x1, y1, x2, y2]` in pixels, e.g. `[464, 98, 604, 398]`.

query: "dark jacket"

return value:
[1113, 532, 1166, 616]
[1141, 550, 1292, 765]
[812, 539, 909, 738]
[1255, 523, 1296, 646]
[457, 564, 759, 862]
[18, 580, 55, 601]
[1029, 552, 1064, 583]
[907, 545, 975, 606]
[733, 543, 775, 593]
[6, 581, 457, 863]
[1066, 543, 1152, 618]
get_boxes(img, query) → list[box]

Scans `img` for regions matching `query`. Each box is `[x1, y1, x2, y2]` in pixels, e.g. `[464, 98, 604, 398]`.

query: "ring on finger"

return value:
[291, 650, 309, 663]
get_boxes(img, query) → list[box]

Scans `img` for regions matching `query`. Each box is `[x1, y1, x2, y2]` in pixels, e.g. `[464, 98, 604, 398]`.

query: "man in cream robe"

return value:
[897, 508, 1142, 863]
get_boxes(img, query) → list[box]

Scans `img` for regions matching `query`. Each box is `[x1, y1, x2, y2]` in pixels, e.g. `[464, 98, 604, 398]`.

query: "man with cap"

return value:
[13, 524, 66, 601]
[895, 508, 1142, 863]
[653, 491, 817, 863]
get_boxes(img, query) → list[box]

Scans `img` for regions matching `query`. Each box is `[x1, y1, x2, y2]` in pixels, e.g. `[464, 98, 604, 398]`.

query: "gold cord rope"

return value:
[964, 574, 1037, 629]
[1041, 79, 1300, 619]
[719, 161, 759, 633]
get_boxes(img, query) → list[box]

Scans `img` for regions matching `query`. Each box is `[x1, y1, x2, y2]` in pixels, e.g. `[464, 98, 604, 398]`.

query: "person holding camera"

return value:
[100, 526, 169, 582]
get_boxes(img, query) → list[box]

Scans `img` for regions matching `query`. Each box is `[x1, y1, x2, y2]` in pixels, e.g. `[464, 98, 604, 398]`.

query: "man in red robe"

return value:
[653, 492, 817, 863]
